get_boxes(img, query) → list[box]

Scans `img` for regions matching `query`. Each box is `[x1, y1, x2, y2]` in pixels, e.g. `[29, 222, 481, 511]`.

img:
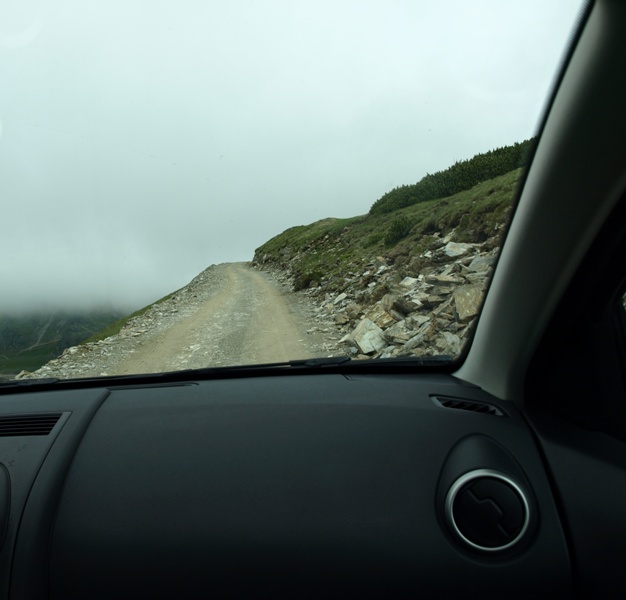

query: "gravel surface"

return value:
[21, 263, 344, 380]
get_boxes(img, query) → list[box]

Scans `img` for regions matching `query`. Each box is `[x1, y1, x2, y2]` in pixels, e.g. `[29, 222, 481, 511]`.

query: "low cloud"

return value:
[0, 0, 581, 314]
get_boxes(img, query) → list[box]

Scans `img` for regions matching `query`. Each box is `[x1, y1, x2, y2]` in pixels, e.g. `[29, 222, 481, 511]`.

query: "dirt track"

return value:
[116, 263, 321, 374]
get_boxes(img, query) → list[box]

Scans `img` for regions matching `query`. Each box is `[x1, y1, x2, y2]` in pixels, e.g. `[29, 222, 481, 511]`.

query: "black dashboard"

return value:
[0, 373, 571, 598]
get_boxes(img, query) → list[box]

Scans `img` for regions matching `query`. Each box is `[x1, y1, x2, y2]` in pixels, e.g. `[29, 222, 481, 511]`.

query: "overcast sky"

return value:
[0, 0, 583, 313]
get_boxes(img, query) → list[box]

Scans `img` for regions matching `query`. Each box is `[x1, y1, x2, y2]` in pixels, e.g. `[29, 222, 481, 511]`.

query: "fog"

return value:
[0, 0, 582, 314]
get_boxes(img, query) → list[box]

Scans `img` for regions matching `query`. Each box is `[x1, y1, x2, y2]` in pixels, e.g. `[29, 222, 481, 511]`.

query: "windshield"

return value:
[1, 1, 584, 381]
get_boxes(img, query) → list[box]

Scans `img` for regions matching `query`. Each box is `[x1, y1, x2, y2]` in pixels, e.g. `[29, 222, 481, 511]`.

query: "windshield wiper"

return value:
[0, 354, 453, 392]
[348, 355, 453, 367]
[180, 354, 452, 375]
[276, 356, 353, 368]
[0, 377, 60, 388]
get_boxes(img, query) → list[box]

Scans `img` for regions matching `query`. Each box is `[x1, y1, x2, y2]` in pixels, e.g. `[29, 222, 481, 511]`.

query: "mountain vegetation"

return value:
[254, 167, 522, 293]
[0, 311, 122, 378]
[369, 139, 533, 215]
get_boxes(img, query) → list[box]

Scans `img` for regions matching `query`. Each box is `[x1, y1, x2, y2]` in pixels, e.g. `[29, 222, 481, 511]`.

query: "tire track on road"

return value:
[116, 263, 316, 375]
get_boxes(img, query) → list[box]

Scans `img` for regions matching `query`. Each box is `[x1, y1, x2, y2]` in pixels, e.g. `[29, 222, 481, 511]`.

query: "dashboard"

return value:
[1, 373, 571, 598]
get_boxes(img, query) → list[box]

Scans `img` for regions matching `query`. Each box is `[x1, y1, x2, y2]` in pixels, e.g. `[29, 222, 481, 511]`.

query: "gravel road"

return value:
[24, 263, 342, 380]
[117, 262, 329, 374]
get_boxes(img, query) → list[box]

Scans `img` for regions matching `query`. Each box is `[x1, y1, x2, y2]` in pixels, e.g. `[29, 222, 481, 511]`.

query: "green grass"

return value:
[253, 168, 522, 292]
[0, 310, 123, 378]
[81, 290, 181, 344]
[0, 345, 57, 377]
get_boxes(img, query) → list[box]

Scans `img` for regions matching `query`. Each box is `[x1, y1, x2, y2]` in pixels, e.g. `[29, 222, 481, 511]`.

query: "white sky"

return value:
[0, 0, 583, 313]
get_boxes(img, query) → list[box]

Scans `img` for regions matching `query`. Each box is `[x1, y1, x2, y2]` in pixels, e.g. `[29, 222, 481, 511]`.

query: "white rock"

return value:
[444, 242, 474, 257]
[399, 276, 419, 289]
[437, 331, 462, 355]
[453, 284, 484, 321]
[350, 319, 388, 354]
[364, 304, 396, 329]
[379, 346, 396, 359]
[468, 255, 496, 272]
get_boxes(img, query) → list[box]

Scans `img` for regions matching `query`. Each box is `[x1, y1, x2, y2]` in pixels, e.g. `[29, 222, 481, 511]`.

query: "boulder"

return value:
[436, 332, 462, 356]
[349, 319, 388, 354]
[430, 286, 456, 296]
[468, 254, 496, 272]
[345, 303, 362, 319]
[432, 296, 454, 317]
[399, 276, 419, 289]
[453, 284, 484, 321]
[386, 319, 412, 343]
[381, 293, 419, 315]
[423, 295, 445, 308]
[363, 304, 396, 329]
[389, 309, 405, 322]
[333, 292, 348, 304]
[334, 313, 350, 325]
[444, 242, 474, 257]
[465, 273, 488, 284]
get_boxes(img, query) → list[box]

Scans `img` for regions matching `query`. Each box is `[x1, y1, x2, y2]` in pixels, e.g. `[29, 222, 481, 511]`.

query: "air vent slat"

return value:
[432, 397, 505, 417]
[0, 413, 62, 436]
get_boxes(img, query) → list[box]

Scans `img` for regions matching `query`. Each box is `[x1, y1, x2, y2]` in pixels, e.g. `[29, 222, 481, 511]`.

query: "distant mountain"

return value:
[0, 311, 123, 378]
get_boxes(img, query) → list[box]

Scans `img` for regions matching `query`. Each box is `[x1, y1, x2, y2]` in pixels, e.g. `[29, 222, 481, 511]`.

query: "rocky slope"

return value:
[254, 231, 498, 360]
[251, 169, 519, 361]
[14, 266, 229, 380]
[15, 236, 499, 381]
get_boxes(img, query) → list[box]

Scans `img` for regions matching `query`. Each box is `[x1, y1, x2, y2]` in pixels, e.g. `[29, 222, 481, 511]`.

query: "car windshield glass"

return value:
[1, 1, 584, 381]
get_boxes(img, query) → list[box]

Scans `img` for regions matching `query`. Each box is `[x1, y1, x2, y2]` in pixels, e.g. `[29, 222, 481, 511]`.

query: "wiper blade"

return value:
[345, 355, 453, 367]
[184, 354, 449, 374]
[0, 355, 452, 392]
[0, 377, 60, 388]
[287, 356, 352, 368]
[0, 358, 353, 390]
[183, 356, 353, 373]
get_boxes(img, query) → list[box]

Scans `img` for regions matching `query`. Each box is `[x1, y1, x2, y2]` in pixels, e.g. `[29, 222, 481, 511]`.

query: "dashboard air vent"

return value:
[432, 396, 504, 417]
[0, 413, 62, 437]
[445, 469, 530, 552]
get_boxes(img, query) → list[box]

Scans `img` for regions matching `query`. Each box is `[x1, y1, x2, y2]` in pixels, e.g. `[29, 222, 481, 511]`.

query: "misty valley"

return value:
[0, 311, 123, 379]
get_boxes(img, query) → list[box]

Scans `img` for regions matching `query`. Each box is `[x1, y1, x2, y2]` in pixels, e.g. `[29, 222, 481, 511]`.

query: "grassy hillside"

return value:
[0, 310, 122, 378]
[80, 290, 181, 345]
[369, 139, 533, 215]
[254, 167, 522, 292]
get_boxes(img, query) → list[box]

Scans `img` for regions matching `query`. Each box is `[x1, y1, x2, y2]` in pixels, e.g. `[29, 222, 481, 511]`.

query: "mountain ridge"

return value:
[0, 310, 122, 378]
[251, 168, 521, 359]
